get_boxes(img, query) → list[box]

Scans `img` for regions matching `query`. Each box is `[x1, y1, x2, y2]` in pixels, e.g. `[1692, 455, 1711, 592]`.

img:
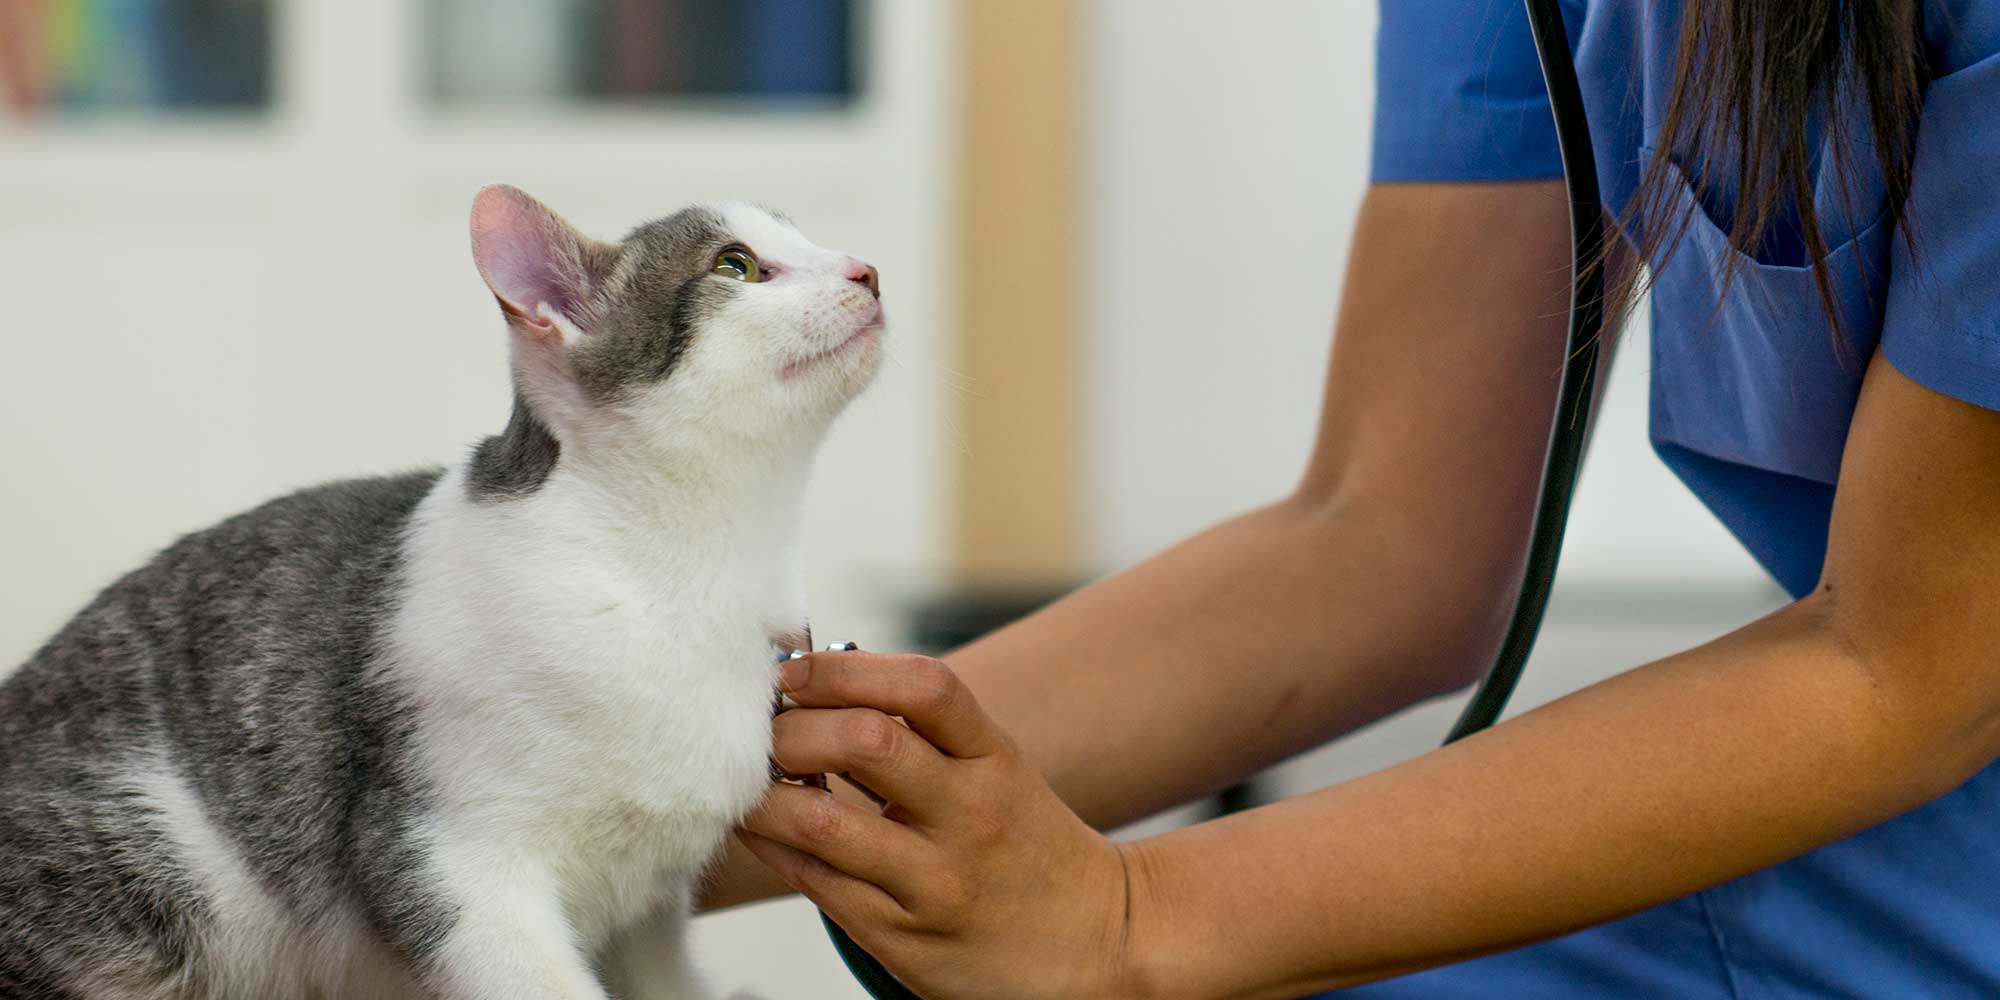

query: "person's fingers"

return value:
[837, 771, 890, 809]
[772, 706, 956, 810]
[779, 652, 1003, 759]
[742, 782, 930, 901]
[736, 829, 909, 930]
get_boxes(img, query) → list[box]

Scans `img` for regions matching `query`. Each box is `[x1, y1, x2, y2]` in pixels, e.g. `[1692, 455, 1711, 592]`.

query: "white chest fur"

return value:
[385, 463, 804, 945]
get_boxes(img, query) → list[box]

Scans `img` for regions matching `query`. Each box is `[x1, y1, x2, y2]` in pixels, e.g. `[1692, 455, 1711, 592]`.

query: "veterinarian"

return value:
[718, 0, 2000, 995]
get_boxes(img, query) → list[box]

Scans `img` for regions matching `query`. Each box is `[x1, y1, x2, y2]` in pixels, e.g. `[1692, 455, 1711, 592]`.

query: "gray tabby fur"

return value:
[0, 193, 878, 999]
[0, 474, 447, 997]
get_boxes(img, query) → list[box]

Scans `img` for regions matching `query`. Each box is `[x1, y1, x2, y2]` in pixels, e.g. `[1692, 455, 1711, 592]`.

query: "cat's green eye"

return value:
[712, 248, 762, 282]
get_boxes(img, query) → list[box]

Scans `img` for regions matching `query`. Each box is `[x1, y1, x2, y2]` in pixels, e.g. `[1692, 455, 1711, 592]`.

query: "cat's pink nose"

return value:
[847, 260, 880, 299]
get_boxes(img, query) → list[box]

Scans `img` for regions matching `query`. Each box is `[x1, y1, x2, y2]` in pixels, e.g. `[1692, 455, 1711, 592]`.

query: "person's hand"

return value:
[740, 649, 1141, 1000]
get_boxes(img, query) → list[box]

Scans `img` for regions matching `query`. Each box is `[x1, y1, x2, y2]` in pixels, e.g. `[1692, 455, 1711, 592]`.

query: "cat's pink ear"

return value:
[469, 185, 619, 342]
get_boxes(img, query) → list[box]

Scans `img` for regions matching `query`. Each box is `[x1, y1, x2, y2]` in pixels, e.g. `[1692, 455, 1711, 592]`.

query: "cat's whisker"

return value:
[880, 341, 984, 399]
[879, 342, 975, 457]
[927, 361, 982, 393]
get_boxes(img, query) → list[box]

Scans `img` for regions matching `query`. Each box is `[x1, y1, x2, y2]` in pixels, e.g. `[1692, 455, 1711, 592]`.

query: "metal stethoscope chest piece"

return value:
[770, 641, 862, 792]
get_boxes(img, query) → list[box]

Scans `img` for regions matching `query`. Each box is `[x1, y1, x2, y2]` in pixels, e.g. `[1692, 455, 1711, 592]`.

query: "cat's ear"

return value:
[469, 184, 620, 346]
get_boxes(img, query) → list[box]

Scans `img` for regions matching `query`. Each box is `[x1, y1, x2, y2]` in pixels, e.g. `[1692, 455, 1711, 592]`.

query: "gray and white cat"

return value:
[0, 185, 885, 999]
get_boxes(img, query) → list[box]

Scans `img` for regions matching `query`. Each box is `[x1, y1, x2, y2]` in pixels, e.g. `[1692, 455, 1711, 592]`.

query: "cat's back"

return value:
[2, 469, 444, 739]
[0, 471, 444, 997]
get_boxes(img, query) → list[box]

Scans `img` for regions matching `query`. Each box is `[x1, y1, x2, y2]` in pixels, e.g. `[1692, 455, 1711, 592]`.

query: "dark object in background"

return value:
[429, 0, 861, 106]
[739, 0, 855, 98]
[589, 0, 858, 101]
[905, 586, 1072, 656]
[155, 0, 271, 109]
[1208, 779, 1264, 818]
[4, 0, 272, 115]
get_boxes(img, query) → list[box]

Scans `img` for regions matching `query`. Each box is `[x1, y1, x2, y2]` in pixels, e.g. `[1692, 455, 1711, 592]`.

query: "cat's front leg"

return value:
[420, 882, 611, 1000]
[599, 887, 717, 1000]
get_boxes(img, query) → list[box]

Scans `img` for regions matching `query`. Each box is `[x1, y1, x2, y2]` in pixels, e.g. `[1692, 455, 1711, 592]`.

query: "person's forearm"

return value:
[1117, 595, 2000, 999]
[950, 182, 1577, 830]
[696, 494, 1518, 911]
[696, 493, 1522, 911]
[950, 495, 1520, 832]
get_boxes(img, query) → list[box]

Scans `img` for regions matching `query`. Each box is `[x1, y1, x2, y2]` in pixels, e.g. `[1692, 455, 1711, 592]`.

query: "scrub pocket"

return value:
[1639, 143, 1893, 486]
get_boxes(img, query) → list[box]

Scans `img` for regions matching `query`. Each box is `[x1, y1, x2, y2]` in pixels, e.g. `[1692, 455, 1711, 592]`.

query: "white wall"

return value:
[0, 0, 954, 673]
[1080, 0, 1767, 589]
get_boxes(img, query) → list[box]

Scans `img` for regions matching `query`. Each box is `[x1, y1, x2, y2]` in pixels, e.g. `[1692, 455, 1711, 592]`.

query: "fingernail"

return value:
[779, 657, 809, 693]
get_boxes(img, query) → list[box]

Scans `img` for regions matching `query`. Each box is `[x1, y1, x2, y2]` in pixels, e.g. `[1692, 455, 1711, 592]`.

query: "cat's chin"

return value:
[781, 322, 884, 382]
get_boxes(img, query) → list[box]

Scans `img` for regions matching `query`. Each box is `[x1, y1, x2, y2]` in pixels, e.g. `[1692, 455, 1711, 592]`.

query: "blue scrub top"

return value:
[1332, 1, 2000, 996]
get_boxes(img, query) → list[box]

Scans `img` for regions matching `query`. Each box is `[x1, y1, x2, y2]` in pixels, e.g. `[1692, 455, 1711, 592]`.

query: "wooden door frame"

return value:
[952, 0, 1079, 589]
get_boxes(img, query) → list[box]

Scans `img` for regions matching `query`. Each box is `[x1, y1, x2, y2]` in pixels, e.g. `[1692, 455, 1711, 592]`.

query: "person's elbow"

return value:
[1806, 583, 2000, 806]
[1272, 485, 1528, 701]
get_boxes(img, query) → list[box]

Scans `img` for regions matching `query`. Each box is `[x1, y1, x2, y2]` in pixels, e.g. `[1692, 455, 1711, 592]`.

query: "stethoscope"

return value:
[810, 1, 1606, 993]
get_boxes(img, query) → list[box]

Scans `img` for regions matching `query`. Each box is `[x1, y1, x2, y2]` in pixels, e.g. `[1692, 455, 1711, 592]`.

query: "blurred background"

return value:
[0, 1, 1783, 995]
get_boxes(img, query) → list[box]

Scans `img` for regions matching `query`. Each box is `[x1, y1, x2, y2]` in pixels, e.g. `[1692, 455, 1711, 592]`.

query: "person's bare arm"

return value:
[702, 181, 1572, 909]
[1115, 354, 2000, 997]
[952, 181, 1581, 828]
[736, 354, 2000, 999]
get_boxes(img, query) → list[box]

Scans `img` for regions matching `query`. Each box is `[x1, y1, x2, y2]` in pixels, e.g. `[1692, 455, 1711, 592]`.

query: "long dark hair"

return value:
[1616, 0, 1928, 349]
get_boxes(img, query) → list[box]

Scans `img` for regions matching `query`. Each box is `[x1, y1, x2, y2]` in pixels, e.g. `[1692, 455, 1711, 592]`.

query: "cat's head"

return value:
[468, 185, 884, 457]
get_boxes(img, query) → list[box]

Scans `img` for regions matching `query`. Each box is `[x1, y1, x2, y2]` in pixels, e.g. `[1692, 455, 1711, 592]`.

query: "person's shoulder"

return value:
[1372, 0, 1570, 183]
[1928, 0, 2000, 77]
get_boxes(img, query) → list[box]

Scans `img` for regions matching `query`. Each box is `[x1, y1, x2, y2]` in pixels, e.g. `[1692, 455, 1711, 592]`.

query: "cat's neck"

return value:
[473, 414, 810, 586]
[475, 396, 810, 519]
[565, 420, 817, 536]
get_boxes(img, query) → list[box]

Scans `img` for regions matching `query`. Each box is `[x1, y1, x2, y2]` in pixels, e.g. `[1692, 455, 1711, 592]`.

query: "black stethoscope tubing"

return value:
[822, 0, 1606, 991]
